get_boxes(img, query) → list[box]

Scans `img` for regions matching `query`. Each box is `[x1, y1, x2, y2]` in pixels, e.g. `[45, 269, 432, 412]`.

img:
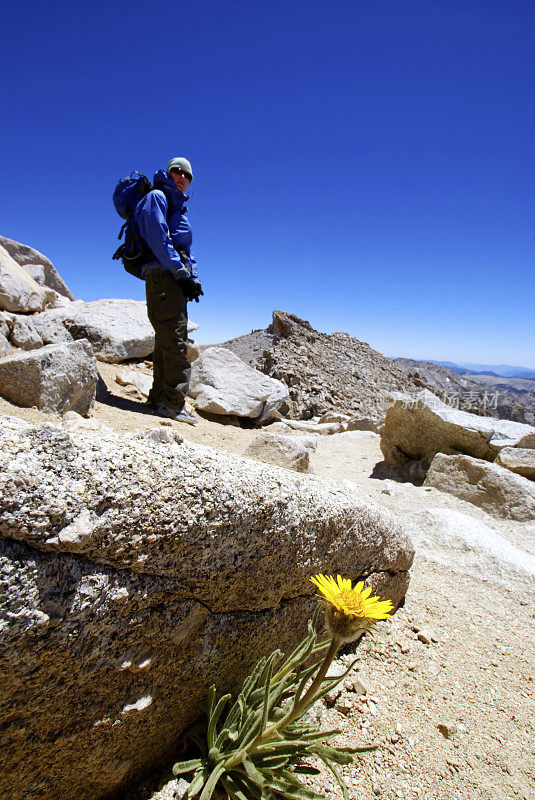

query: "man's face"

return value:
[170, 168, 192, 193]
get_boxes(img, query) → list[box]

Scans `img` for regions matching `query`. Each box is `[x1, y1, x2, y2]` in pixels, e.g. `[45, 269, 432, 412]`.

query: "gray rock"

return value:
[294, 435, 318, 452]
[0, 415, 413, 800]
[265, 421, 295, 435]
[424, 453, 535, 521]
[283, 418, 343, 435]
[0, 241, 54, 313]
[381, 389, 535, 469]
[403, 508, 535, 592]
[0, 234, 74, 299]
[10, 316, 43, 350]
[256, 376, 291, 425]
[44, 289, 73, 309]
[0, 340, 98, 415]
[21, 262, 46, 285]
[28, 306, 75, 344]
[31, 299, 155, 362]
[0, 333, 10, 358]
[187, 339, 200, 362]
[495, 447, 535, 481]
[345, 417, 379, 432]
[318, 412, 351, 424]
[133, 427, 184, 446]
[115, 367, 153, 398]
[61, 411, 113, 435]
[0, 311, 12, 339]
[244, 431, 311, 472]
[189, 347, 289, 421]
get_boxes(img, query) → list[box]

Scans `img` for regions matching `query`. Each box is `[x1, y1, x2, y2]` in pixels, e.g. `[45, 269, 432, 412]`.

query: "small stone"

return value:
[437, 723, 457, 739]
[417, 627, 438, 644]
[323, 686, 343, 706]
[347, 676, 368, 695]
[335, 695, 354, 715]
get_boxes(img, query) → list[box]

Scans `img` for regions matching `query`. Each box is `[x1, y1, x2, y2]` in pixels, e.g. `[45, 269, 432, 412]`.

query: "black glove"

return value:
[179, 276, 204, 302]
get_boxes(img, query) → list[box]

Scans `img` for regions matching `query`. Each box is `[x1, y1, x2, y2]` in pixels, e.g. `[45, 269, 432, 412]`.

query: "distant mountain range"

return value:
[412, 361, 535, 381]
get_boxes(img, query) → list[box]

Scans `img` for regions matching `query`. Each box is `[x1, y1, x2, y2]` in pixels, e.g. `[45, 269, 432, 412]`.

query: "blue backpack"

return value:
[112, 171, 155, 280]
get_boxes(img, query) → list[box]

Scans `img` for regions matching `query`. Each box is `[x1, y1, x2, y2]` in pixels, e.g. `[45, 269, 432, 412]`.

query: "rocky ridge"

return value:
[219, 311, 418, 421]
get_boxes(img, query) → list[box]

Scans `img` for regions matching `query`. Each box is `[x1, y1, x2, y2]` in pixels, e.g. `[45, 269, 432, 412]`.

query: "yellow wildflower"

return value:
[310, 574, 394, 642]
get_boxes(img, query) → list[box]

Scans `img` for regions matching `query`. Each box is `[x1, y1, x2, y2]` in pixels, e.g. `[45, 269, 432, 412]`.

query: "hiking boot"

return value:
[153, 404, 198, 425]
[174, 408, 198, 426]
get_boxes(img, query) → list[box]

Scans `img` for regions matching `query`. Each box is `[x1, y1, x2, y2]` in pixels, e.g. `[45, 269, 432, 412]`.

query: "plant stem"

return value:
[223, 636, 342, 769]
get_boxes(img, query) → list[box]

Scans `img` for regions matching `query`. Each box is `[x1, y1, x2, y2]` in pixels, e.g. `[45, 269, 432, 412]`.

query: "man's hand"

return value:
[179, 276, 204, 302]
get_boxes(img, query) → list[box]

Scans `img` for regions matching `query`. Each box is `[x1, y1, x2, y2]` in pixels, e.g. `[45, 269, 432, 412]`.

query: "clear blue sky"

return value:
[2, 0, 534, 366]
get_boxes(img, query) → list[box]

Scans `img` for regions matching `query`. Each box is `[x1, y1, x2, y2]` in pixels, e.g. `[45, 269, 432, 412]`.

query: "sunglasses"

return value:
[170, 168, 191, 179]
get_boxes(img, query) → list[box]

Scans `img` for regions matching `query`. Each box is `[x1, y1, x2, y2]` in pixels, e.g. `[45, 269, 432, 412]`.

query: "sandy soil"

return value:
[1, 363, 534, 800]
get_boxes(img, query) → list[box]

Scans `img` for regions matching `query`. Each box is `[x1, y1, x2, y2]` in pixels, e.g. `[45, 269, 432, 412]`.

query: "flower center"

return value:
[335, 589, 366, 617]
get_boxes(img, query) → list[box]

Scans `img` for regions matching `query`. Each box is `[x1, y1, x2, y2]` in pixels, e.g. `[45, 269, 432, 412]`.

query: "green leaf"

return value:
[287, 728, 341, 744]
[284, 721, 319, 736]
[243, 656, 268, 699]
[291, 765, 321, 775]
[271, 627, 317, 686]
[215, 727, 231, 749]
[260, 656, 274, 734]
[310, 602, 321, 632]
[253, 754, 290, 770]
[233, 706, 262, 748]
[317, 757, 348, 800]
[226, 692, 246, 729]
[308, 743, 354, 765]
[264, 771, 324, 800]
[207, 684, 216, 721]
[199, 763, 225, 800]
[255, 739, 318, 756]
[188, 767, 211, 798]
[208, 693, 231, 749]
[221, 773, 254, 800]
[172, 758, 205, 776]
[293, 662, 319, 708]
[310, 637, 331, 655]
[226, 772, 264, 800]
[241, 753, 268, 789]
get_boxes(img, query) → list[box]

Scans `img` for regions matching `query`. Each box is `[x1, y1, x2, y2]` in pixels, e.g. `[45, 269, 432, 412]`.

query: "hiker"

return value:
[135, 157, 203, 425]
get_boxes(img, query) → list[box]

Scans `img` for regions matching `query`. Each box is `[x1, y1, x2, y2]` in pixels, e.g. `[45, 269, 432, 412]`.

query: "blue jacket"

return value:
[135, 169, 198, 281]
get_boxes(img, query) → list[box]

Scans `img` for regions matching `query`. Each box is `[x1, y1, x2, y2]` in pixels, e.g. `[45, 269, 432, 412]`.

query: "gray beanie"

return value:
[167, 157, 193, 181]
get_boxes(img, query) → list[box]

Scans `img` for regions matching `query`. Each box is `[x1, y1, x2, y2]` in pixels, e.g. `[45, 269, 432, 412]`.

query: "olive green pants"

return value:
[145, 269, 190, 412]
